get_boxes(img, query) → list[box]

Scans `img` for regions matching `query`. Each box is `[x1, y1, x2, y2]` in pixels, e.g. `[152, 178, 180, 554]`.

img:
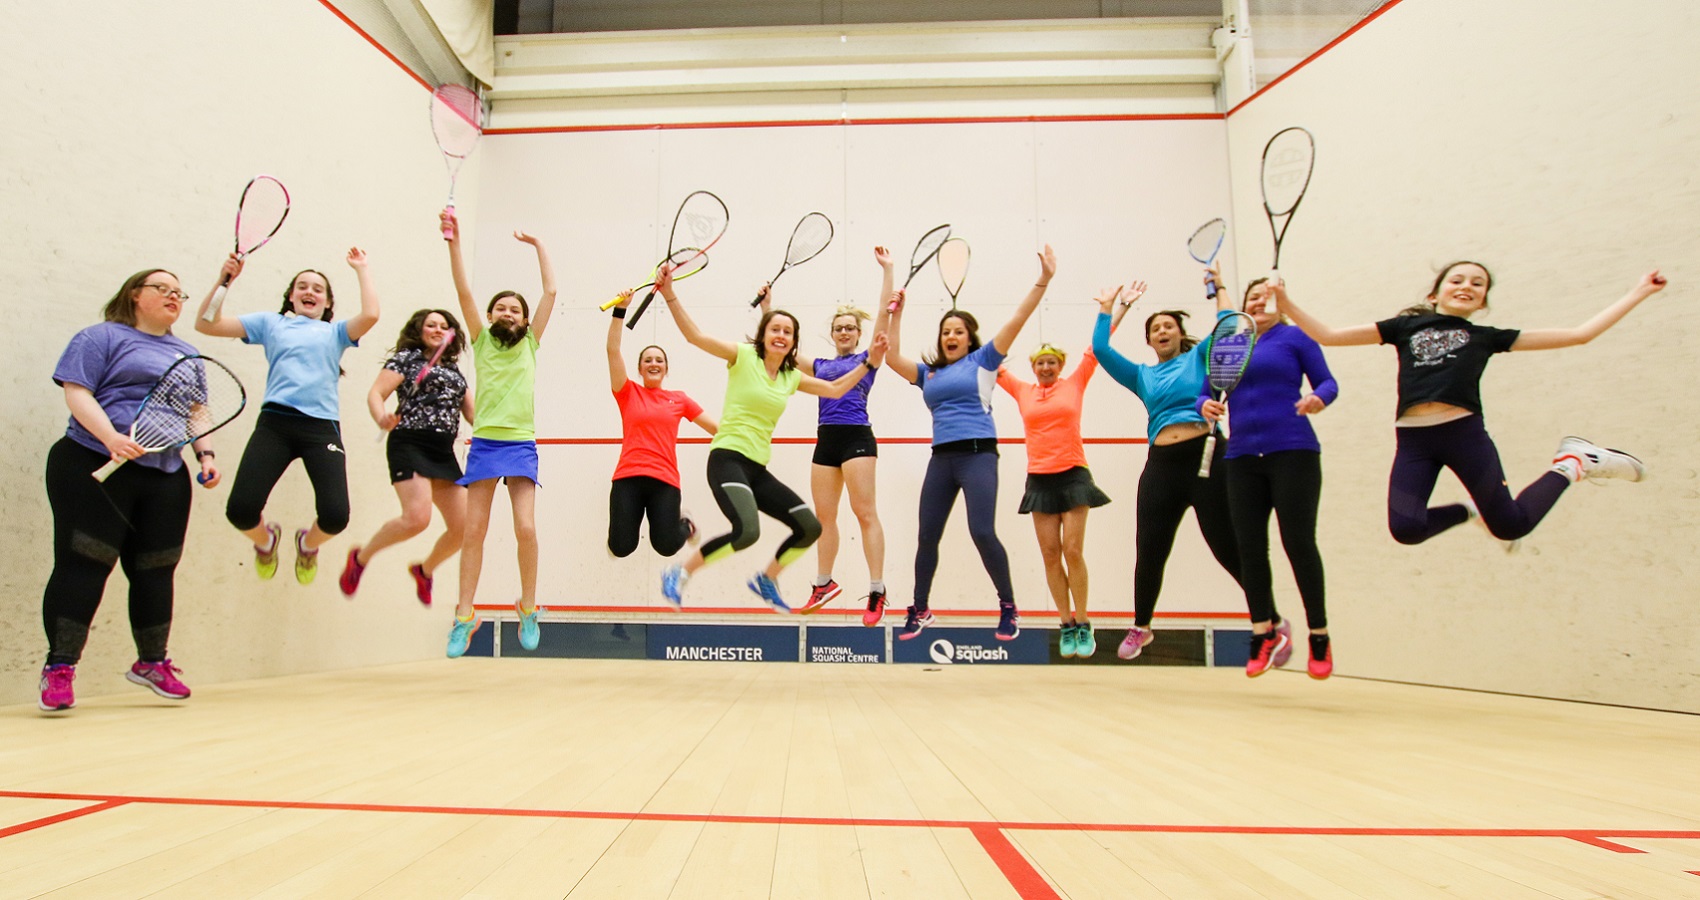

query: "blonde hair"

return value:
[1029, 343, 1067, 365]
[831, 305, 871, 326]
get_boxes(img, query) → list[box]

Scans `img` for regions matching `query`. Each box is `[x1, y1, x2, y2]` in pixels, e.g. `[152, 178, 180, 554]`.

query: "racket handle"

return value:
[625, 289, 657, 330]
[441, 203, 455, 241]
[1197, 433, 1217, 478]
[201, 284, 229, 323]
[92, 457, 124, 482]
[750, 290, 765, 309]
[600, 295, 623, 312]
[1204, 273, 1218, 299]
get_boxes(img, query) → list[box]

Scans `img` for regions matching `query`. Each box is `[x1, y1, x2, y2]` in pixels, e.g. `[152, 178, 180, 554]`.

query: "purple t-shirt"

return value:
[813, 351, 875, 426]
[52, 322, 202, 472]
[1195, 322, 1338, 459]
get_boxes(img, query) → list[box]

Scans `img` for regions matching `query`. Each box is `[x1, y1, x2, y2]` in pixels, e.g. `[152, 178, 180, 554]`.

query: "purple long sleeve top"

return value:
[1197, 321, 1338, 458]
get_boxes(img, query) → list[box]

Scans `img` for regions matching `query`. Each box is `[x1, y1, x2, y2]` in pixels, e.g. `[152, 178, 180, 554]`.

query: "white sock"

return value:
[813, 574, 833, 588]
[869, 580, 886, 594]
[1551, 455, 1584, 483]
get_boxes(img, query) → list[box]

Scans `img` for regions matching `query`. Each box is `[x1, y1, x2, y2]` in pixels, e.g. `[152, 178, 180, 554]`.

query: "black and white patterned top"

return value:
[384, 348, 468, 434]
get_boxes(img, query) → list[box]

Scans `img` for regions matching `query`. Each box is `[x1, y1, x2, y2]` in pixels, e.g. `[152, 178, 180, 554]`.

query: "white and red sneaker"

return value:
[800, 579, 842, 614]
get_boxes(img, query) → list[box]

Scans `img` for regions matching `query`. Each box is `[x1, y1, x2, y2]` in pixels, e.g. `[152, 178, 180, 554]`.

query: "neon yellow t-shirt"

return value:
[709, 343, 801, 466]
[471, 328, 538, 441]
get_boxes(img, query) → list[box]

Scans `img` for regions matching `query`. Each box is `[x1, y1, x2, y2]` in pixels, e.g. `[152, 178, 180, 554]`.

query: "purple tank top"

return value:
[814, 351, 875, 426]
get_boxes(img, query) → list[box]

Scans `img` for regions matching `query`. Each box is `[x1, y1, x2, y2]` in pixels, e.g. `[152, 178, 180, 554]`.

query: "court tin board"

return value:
[647, 623, 799, 662]
[891, 627, 1050, 665]
[804, 625, 885, 663]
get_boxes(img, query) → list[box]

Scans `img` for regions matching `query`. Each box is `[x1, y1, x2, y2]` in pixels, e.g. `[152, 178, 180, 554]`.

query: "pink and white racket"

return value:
[201, 176, 290, 322]
[431, 84, 483, 240]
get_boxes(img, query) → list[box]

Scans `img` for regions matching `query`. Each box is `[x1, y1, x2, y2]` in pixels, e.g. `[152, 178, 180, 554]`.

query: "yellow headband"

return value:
[1029, 343, 1066, 364]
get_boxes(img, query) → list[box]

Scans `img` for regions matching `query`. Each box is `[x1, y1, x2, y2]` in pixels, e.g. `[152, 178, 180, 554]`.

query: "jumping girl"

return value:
[339, 309, 472, 604]
[883, 244, 1057, 642]
[442, 210, 558, 658]
[657, 265, 888, 612]
[197, 249, 380, 585]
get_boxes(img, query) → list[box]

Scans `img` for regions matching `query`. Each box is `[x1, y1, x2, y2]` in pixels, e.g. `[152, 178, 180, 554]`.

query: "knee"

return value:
[1063, 546, 1087, 569]
[514, 521, 538, 545]
[317, 513, 350, 536]
[730, 520, 761, 552]
[967, 522, 999, 548]
[608, 539, 637, 558]
[225, 498, 262, 532]
[794, 508, 822, 547]
[1387, 516, 1426, 545]
[400, 509, 433, 536]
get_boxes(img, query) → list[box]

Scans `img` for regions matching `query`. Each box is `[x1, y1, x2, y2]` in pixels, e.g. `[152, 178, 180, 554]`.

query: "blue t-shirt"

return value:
[814, 351, 875, 426]
[912, 343, 1005, 445]
[1196, 322, 1339, 459]
[239, 312, 356, 421]
[1093, 310, 1228, 443]
[52, 322, 202, 472]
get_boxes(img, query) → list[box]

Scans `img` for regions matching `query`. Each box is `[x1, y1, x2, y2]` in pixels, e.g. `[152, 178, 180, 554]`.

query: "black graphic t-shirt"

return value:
[1376, 313, 1519, 417]
[384, 348, 468, 434]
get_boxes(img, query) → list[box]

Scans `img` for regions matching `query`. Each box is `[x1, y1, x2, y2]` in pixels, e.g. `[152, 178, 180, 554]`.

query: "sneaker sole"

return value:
[800, 585, 843, 613]
[996, 627, 1020, 642]
[37, 699, 74, 712]
[125, 671, 189, 700]
[897, 615, 934, 640]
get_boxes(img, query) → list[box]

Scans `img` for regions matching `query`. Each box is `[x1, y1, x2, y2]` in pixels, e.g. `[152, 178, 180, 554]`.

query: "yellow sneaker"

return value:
[294, 529, 319, 585]
[254, 523, 281, 581]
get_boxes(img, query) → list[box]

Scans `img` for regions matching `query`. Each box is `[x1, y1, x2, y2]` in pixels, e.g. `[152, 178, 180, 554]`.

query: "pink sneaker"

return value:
[800, 579, 842, 613]
[1117, 626, 1153, 660]
[1271, 619, 1293, 668]
[339, 547, 366, 597]
[127, 659, 191, 700]
[409, 563, 433, 606]
[39, 664, 76, 711]
[1246, 630, 1289, 678]
[1308, 635, 1333, 680]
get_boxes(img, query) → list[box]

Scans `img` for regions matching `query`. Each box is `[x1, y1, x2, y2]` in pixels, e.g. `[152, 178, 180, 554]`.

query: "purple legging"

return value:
[1388, 415, 1569, 544]
[913, 448, 1013, 609]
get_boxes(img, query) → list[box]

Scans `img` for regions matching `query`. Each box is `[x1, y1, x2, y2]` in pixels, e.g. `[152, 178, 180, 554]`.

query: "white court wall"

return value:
[466, 118, 1249, 618]
[0, 1, 472, 706]
[1223, 0, 1700, 710]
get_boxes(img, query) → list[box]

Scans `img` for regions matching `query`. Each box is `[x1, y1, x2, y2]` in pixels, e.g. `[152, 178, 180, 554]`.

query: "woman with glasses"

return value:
[196, 248, 381, 585]
[994, 293, 1131, 659]
[40, 262, 230, 712]
[761, 247, 898, 624]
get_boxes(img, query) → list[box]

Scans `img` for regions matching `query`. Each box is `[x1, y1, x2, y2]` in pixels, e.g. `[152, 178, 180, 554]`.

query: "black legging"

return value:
[914, 446, 1013, 610]
[1133, 435, 1244, 627]
[699, 449, 821, 566]
[226, 407, 350, 534]
[608, 475, 689, 558]
[43, 438, 190, 665]
[1226, 450, 1327, 629]
[1389, 415, 1569, 544]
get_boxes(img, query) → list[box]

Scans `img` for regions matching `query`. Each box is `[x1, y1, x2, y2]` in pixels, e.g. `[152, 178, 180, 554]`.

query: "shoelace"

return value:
[144, 660, 183, 682]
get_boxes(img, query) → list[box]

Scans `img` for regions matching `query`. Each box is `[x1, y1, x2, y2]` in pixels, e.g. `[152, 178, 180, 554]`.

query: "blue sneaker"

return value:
[446, 615, 481, 659]
[897, 606, 935, 641]
[517, 603, 541, 651]
[995, 606, 1020, 641]
[1075, 620, 1097, 658]
[1058, 624, 1079, 659]
[660, 565, 686, 610]
[747, 573, 792, 613]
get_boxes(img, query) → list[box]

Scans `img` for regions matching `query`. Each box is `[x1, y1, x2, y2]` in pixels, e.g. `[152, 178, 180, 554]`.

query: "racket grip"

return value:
[750, 291, 765, 309]
[441, 203, 455, 241]
[201, 284, 229, 323]
[92, 458, 124, 482]
[625, 289, 657, 330]
[1204, 274, 1218, 299]
[600, 295, 623, 312]
[1197, 435, 1217, 478]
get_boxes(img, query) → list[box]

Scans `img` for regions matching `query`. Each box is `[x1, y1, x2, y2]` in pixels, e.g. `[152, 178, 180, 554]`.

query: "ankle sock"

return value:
[869, 580, 885, 594]
[813, 574, 833, 588]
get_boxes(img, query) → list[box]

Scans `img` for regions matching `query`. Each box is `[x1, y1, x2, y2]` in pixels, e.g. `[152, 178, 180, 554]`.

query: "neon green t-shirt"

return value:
[471, 328, 538, 441]
[710, 343, 801, 466]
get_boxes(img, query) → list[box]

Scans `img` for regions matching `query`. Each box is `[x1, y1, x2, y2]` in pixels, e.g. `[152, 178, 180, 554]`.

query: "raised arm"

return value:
[870, 244, 897, 338]
[606, 289, 632, 392]
[517, 231, 558, 341]
[882, 289, 918, 383]
[342, 247, 380, 342]
[800, 332, 887, 398]
[1270, 279, 1380, 346]
[194, 255, 250, 339]
[1511, 271, 1666, 351]
[1109, 280, 1144, 331]
[442, 209, 481, 342]
[1205, 263, 1235, 313]
[1090, 286, 1143, 393]
[658, 265, 738, 362]
[991, 244, 1056, 355]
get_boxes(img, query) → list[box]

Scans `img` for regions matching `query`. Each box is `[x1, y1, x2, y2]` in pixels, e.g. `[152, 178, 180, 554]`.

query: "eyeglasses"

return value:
[831, 324, 861, 333]
[140, 283, 189, 301]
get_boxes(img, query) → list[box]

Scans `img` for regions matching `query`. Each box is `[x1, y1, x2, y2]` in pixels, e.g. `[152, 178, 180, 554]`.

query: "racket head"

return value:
[1203, 312, 1258, 394]
[1187, 218, 1226, 264]
[128, 356, 247, 451]
[903, 223, 952, 286]
[430, 84, 484, 159]
[1260, 127, 1315, 216]
[234, 176, 291, 256]
[937, 237, 970, 303]
[669, 191, 729, 255]
[783, 212, 834, 267]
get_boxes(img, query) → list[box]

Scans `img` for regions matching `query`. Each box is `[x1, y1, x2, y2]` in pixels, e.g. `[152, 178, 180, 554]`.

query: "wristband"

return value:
[196, 450, 216, 461]
[611, 307, 627, 319]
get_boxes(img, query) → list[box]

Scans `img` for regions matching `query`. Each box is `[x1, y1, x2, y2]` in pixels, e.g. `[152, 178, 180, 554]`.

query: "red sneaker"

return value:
[862, 590, 886, 626]
[1245, 630, 1289, 677]
[409, 563, 433, 607]
[339, 547, 366, 597]
[800, 579, 842, 613]
[1308, 635, 1333, 680]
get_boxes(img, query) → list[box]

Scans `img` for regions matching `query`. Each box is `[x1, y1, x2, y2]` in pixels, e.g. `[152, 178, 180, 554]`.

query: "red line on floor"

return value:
[1567, 835, 1645, 854]
[971, 825, 1062, 900]
[0, 800, 128, 839]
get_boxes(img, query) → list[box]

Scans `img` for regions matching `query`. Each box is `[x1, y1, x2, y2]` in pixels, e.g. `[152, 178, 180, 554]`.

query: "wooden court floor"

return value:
[2, 659, 1698, 898]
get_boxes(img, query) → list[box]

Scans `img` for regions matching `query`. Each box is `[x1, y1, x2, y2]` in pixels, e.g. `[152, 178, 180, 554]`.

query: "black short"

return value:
[386, 429, 463, 483]
[812, 424, 878, 467]
[1019, 466, 1111, 515]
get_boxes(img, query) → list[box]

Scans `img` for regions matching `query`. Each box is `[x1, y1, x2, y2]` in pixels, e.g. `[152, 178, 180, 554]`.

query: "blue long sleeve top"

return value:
[1092, 310, 1228, 443]
[1196, 321, 1338, 458]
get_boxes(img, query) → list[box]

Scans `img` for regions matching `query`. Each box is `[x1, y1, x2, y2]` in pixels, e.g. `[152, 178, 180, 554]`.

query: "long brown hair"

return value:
[1143, 310, 1197, 354]
[1401, 260, 1495, 316]
[102, 269, 175, 326]
[924, 311, 982, 369]
[391, 309, 467, 364]
[751, 309, 801, 372]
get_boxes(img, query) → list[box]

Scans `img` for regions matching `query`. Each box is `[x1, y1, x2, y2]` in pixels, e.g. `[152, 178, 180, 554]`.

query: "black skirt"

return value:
[386, 429, 463, 483]
[1019, 466, 1111, 515]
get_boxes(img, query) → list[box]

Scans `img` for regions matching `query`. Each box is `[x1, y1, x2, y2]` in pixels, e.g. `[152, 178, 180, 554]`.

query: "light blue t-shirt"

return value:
[1092, 310, 1228, 443]
[239, 312, 356, 421]
[912, 343, 1005, 445]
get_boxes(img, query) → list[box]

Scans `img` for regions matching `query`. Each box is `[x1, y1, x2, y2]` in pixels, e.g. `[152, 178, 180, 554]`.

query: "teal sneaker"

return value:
[1075, 621, 1097, 658]
[446, 615, 481, 659]
[1058, 623, 1078, 659]
[517, 603, 541, 651]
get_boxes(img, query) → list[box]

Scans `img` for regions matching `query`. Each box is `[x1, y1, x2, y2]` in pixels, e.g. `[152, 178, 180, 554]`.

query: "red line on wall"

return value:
[486, 112, 1222, 136]
[970, 826, 1062, 900]
[537, 436, 1148, 445]
[0, 800, 129, 839]
[317, 0, 433, 92]
[1225, 0, 1409, 118]
[472, 604, 1246, 619]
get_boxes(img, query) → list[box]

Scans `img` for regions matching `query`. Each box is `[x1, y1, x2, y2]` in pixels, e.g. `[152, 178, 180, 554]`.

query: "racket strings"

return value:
[1204, 318, 1256, 392]
[938, 238, 970, 299]
[1260, 128, 1315, 214]
[784, 215, 833, 265]
[132, 360, 245, 447]
[1188, 219, 1226, 263]
[234, 178, 290, 254]
[431, 85, 483, 158]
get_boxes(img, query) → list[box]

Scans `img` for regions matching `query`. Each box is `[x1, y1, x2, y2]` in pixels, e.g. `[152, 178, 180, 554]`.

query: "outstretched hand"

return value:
[346, 247, 368, 270]
[1095, 285, 1124, 314]
[1121, 280, 1148, 308]
[873, 245, 893, 269]
[513, 230, 541, 246]
[1639, 269, 1668, 295]
[1036, 244, 1057, 284]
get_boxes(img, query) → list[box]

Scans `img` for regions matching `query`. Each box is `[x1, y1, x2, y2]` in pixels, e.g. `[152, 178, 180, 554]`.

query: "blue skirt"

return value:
[457, 437, 540, 486]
